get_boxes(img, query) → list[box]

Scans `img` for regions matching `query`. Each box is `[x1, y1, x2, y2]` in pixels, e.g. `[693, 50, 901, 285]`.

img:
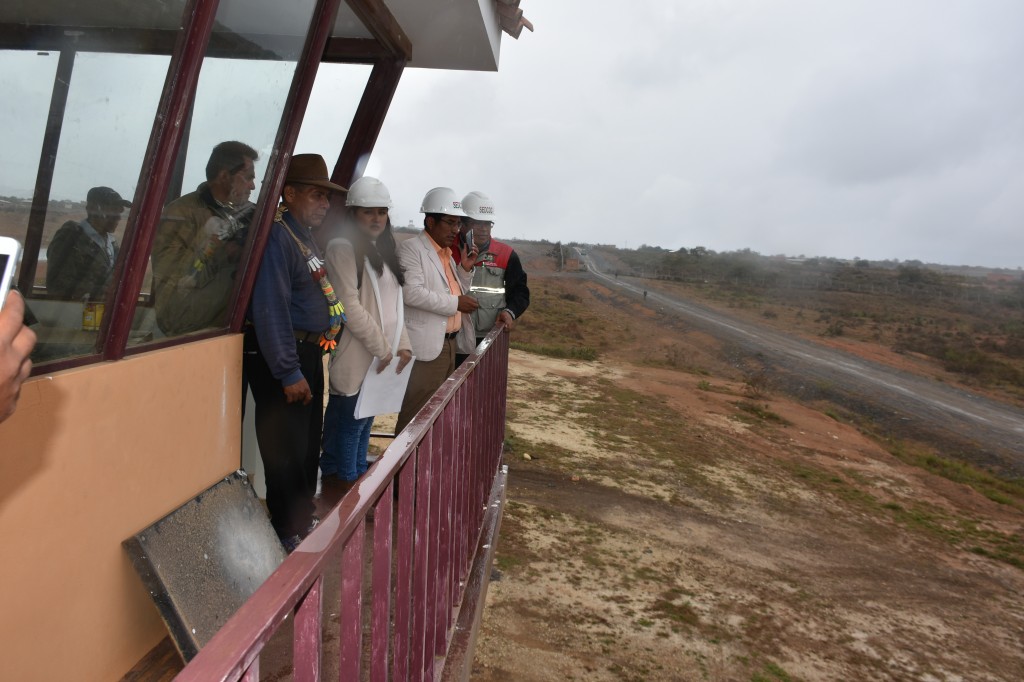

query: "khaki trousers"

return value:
[395, 336, 456, 434]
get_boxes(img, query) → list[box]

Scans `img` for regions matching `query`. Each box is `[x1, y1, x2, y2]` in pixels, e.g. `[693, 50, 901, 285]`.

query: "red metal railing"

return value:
[177, 327, 510, 681]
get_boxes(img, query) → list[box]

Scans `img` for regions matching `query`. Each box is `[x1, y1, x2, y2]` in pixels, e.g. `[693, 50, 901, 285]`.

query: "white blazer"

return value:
[397, 231, 474, 362]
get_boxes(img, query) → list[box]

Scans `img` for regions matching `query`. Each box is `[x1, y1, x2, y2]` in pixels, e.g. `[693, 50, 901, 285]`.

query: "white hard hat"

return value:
[461, 191, 496, 221]
[346, 176, 392, 208]
[419, 187, 466, 217]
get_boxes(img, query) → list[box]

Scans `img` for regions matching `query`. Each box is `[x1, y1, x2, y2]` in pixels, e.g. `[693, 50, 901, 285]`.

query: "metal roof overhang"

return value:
[383, 0, 502, 71]
[2, 0, 517, 369]
[0, 0, 504, 70]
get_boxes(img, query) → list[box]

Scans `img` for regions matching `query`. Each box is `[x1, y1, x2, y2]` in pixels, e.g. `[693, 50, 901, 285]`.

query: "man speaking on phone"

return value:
[459, 191, 529, 346]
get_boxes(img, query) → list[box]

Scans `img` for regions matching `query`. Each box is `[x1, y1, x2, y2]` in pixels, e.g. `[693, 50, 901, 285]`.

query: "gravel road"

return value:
[580, 251, 1024, 475]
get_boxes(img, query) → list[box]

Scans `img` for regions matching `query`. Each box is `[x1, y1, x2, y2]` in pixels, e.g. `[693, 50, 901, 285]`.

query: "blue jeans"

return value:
[321, 393, 373, 482]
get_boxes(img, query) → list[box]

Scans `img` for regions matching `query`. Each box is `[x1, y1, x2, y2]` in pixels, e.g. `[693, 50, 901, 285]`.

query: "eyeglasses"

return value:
[438, 217, 463, 229]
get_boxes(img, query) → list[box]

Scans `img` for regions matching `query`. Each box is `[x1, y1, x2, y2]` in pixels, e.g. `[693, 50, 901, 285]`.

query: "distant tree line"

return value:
[597, 245, 1024, 310]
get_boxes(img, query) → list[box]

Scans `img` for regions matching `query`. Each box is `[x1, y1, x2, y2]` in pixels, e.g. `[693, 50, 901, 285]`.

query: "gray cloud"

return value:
[3, 1, 1021, 269]
[371, 0, 1024, 268]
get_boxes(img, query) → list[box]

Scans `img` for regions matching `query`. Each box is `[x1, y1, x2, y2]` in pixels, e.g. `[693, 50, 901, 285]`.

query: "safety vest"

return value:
[470, 240, 513, 333]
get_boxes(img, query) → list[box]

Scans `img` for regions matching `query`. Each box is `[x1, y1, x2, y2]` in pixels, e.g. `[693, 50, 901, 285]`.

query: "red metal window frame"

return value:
[23, 0, 411, 371]
[16, 0, 222, 375]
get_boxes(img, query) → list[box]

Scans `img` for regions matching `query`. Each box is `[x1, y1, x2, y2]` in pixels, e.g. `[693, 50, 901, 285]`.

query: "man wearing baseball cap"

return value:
[245, 153, 346, 552]
[45, 186, 131, 300]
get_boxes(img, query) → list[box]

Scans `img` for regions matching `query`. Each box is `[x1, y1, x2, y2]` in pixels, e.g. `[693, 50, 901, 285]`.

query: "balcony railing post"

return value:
[371, 480, 394, 681]
[339, 524, 366, 678]
[411, 437, 433, 680]
[393, 456, 417, 681]
[175, 328, 509, 682]
[426, 420, 445, 672]
[293, 575, 324, 682]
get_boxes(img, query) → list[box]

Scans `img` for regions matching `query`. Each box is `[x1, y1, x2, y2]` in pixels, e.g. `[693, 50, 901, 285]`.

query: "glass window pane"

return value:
[0, 43, 170, 363]
[138, 0, 322, 345]
[0, 51, 54, 198]
[295, 63, 373, 167]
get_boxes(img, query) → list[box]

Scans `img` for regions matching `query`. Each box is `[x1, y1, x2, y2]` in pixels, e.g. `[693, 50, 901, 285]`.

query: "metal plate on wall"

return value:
[123, 470, 285, 662]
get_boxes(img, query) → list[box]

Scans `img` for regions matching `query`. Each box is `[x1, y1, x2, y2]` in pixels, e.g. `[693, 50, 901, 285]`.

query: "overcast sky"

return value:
[353, 0, 1024, 268]
[3, 1, 1022, 269]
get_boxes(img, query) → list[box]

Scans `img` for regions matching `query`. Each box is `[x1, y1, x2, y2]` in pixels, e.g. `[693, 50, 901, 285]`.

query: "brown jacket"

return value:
[151, 185, 241, 335]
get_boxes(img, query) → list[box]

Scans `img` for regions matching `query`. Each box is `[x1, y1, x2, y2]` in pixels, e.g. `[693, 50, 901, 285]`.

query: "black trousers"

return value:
[244, 332, 323, 539]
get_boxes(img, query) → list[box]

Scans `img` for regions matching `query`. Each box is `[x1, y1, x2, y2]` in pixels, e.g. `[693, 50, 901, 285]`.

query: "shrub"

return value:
[510, 341, 598, 361]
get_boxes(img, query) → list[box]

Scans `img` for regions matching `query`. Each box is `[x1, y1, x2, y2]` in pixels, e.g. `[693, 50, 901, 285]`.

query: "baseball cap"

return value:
[86, 186, 132, 208]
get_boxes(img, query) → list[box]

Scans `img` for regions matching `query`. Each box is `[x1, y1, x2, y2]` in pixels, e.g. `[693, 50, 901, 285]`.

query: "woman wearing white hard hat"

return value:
[320, 176, 413, 502]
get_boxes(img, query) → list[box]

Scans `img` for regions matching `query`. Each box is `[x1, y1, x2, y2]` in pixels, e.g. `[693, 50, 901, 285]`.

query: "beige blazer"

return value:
[397, 231, 474, 362]
[325, 237, 412, 396]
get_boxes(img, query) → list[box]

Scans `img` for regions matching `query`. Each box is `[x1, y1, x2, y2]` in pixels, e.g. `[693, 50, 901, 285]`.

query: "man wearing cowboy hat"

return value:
[245, 153, 346, 551]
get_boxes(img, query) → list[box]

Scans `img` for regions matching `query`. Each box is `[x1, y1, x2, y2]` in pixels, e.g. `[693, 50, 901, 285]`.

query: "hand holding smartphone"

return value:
[0, 237, 21, 310]
[459, 229, 478, 271]
[0, 237, 35, 424]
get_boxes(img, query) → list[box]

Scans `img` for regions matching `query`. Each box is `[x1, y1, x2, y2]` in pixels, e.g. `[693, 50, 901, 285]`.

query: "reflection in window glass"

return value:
[142, 0, 320, 344]
[0, 51, 55, 204]
[0, 47, 168, 363]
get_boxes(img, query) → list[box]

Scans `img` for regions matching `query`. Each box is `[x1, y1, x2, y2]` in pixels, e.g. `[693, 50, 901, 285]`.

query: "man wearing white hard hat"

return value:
[458, 191, 530, 347]
[394, 187, 479, 434]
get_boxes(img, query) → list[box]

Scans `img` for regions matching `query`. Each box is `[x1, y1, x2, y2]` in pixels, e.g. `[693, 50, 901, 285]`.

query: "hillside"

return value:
[471, 267, 1024, 681]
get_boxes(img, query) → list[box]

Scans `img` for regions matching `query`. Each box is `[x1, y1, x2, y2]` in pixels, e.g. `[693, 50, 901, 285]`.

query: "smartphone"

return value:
[0, 237, 21, 310]
[461, 229, 474, 252]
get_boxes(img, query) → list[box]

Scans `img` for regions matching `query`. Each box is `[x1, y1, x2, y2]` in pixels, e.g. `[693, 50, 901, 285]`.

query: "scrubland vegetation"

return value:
[594, 245, 1024, 401]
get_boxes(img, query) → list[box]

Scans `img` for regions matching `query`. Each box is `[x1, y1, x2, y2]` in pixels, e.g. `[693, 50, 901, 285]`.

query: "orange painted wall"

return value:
[0, 336, 243, 681]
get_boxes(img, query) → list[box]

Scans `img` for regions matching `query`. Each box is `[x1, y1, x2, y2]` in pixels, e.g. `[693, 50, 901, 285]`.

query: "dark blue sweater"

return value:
[248, 211, 330, 385]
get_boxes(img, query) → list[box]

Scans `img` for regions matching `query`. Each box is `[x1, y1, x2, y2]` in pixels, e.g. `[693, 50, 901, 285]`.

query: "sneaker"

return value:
[280, 534, 303, 554]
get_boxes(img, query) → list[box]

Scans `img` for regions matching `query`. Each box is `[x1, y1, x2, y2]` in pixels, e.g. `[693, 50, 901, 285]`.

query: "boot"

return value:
[315, 475, 354, 513]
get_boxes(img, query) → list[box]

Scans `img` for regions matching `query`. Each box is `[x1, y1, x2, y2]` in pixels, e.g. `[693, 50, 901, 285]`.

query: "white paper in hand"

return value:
[354, 356, 415, 419]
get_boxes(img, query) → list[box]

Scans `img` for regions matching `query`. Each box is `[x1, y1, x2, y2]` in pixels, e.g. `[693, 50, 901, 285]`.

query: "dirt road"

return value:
[472, 252, 1024, 680]
[581, 254, 1024, 475]
[473, 345, 1024, 681]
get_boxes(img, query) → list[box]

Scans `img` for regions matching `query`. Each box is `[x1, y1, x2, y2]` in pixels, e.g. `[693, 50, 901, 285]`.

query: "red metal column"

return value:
[19, 47, 75, 294]
[226, 0, 346, 332]
[328, 57, 406, 195]
[101, 0, 221, 359]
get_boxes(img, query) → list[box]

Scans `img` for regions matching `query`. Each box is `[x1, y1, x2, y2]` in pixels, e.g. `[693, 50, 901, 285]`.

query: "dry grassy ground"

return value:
[471, 262, 1024, 681]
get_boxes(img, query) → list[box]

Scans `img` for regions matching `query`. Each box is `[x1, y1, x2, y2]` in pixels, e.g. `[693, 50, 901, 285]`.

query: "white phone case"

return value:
[0, 236, 22, 309]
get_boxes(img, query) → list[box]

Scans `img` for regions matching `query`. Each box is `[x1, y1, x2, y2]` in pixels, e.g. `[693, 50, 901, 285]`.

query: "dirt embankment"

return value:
[471, 273, 1024, 682]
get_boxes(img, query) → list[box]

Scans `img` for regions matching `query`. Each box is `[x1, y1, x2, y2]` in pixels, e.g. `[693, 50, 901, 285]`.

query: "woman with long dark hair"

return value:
[320, 177, 412, 500]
